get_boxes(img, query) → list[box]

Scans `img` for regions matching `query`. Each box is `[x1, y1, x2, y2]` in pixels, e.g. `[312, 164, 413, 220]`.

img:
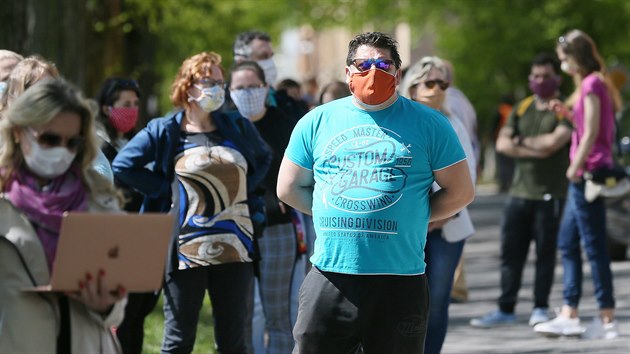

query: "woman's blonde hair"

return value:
[0, 78, 116, 200]
[0, 55, 59, 114]
[0, 50, 23, 81]
[170, 51, 224, 110]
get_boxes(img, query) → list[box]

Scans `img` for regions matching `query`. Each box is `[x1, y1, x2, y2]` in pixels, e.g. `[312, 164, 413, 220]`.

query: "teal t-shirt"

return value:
[284, 96, 466, 275]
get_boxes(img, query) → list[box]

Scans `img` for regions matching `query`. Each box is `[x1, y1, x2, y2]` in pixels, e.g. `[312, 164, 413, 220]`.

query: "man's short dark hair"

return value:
[233, 31, 272, 60]
[532, 52, 561, 74]
[346, 32, 402, 69]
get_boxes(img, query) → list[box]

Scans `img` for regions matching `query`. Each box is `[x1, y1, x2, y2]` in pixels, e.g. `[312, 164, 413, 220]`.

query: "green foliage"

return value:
[123, 0, 295, 112]
[100, 0, 630, 129]
[424, 0, 630, 135]
[290, 0, 630, 136]
[143, 294, 217, 354]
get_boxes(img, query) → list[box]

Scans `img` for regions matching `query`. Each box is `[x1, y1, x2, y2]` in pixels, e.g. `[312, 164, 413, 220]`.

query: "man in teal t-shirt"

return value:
[277, 32, 474, 354]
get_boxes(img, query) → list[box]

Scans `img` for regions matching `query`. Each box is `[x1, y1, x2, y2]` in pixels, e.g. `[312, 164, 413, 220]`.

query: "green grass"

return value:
[143, 294, 218, 354]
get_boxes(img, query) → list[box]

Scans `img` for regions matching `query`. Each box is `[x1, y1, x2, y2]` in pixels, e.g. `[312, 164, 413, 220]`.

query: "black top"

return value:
[254, 106, 298, 225]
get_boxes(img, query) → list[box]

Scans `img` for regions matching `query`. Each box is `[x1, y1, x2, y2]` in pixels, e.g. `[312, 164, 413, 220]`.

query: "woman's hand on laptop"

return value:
[65, 269, 126, 315]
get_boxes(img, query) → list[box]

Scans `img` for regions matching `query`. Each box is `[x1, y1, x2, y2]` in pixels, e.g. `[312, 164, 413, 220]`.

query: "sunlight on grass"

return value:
[143, 294, 217, 354]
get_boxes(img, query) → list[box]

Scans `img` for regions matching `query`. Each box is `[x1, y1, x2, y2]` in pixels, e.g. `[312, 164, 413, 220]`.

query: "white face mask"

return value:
[23, 131, 77, 179]
[188, 85, 225, 113]
[256, 58, 278, 85]
[560, 61, 576, 75]
[230, 87, 268, 119]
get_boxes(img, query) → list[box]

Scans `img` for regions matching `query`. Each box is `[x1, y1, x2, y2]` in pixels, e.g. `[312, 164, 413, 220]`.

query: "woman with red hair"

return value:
[113, 52, 271, 353]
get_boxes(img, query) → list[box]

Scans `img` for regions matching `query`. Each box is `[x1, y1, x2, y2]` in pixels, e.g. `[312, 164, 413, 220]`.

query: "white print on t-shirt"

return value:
[320, 124, 412, 215]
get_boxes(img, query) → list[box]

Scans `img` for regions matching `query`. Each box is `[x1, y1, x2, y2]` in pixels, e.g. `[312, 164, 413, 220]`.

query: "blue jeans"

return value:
[558, 182, 615, 309]
[424, 229, 465, 354]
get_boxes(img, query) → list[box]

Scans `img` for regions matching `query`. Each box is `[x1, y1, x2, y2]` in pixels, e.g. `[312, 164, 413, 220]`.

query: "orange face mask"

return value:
[349, 68, 396, 105]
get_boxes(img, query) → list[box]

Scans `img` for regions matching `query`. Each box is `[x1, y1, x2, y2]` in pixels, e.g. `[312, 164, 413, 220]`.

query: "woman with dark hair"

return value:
[95, 78, 141, 158]
[95, 78, 149, 353]
[113, 52, 271, 353]
[229, 60, 306, 354]
[534, 29, 620, 340]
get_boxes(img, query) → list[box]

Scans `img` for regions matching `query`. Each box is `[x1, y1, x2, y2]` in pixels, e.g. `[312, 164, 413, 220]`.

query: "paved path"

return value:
[441, 190, 630, 354]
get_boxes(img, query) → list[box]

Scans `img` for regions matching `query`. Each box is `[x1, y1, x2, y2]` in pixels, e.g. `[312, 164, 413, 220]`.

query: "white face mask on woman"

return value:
[23, 131, 77, 179]
[230, 87, 268, 119]
[188, 85, 225, 113]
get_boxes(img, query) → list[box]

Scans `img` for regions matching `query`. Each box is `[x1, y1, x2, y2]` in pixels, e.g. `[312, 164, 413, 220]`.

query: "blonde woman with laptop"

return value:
[0, 79, 126, 353]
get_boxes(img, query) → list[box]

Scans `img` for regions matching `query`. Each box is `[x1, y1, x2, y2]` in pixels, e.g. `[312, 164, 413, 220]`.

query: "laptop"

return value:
[27, 212, 174, 293]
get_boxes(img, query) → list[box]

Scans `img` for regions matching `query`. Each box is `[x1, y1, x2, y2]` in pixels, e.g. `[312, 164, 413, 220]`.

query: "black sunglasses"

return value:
[422, 79, 449, 91]
[27, 128, 84, 151]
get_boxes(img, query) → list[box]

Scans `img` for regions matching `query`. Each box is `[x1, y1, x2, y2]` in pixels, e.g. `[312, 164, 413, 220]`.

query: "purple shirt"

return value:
[571, 73, 615, 174]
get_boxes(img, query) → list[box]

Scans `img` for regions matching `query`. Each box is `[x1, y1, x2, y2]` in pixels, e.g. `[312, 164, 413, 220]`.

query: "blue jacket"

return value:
[112, 110, 271, 272]
[112, 109, 271, 212]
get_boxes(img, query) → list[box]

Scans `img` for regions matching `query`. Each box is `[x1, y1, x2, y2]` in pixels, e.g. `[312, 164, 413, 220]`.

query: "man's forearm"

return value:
[429, 186, 474, 222]
[279, 186, 314, 215]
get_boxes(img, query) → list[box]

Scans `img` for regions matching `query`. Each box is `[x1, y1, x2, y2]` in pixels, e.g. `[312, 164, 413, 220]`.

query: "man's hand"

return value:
[428, 218, 450, 232]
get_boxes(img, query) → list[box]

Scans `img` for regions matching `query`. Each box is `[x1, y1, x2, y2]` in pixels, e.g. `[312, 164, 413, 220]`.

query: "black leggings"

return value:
[116, 291, 160, 354]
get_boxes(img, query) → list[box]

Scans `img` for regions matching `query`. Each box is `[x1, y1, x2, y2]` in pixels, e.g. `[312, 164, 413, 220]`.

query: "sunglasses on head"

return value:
[557, 35, 568, 47]
[422, 79, 449, 90]
[351, 58, 395, 72]
[27, 128, 84, 151]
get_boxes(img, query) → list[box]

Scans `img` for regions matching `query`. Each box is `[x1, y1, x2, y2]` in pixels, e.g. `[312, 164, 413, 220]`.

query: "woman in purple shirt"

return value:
[534, 29, 622, 340]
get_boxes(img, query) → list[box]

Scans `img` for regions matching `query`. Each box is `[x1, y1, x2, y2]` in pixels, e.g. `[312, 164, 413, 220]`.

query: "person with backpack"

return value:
[470, 53, 572, 329]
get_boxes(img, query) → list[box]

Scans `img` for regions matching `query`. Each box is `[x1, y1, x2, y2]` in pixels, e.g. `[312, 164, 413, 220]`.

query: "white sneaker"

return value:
[529, 307, 550, 327]
[582, 317, 620, 340]
[533, 315, 585, 337]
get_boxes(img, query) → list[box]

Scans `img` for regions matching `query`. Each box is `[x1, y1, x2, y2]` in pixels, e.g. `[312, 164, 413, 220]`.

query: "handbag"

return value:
[584, 164, 627, 185]
[584, 165, 630, 202]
